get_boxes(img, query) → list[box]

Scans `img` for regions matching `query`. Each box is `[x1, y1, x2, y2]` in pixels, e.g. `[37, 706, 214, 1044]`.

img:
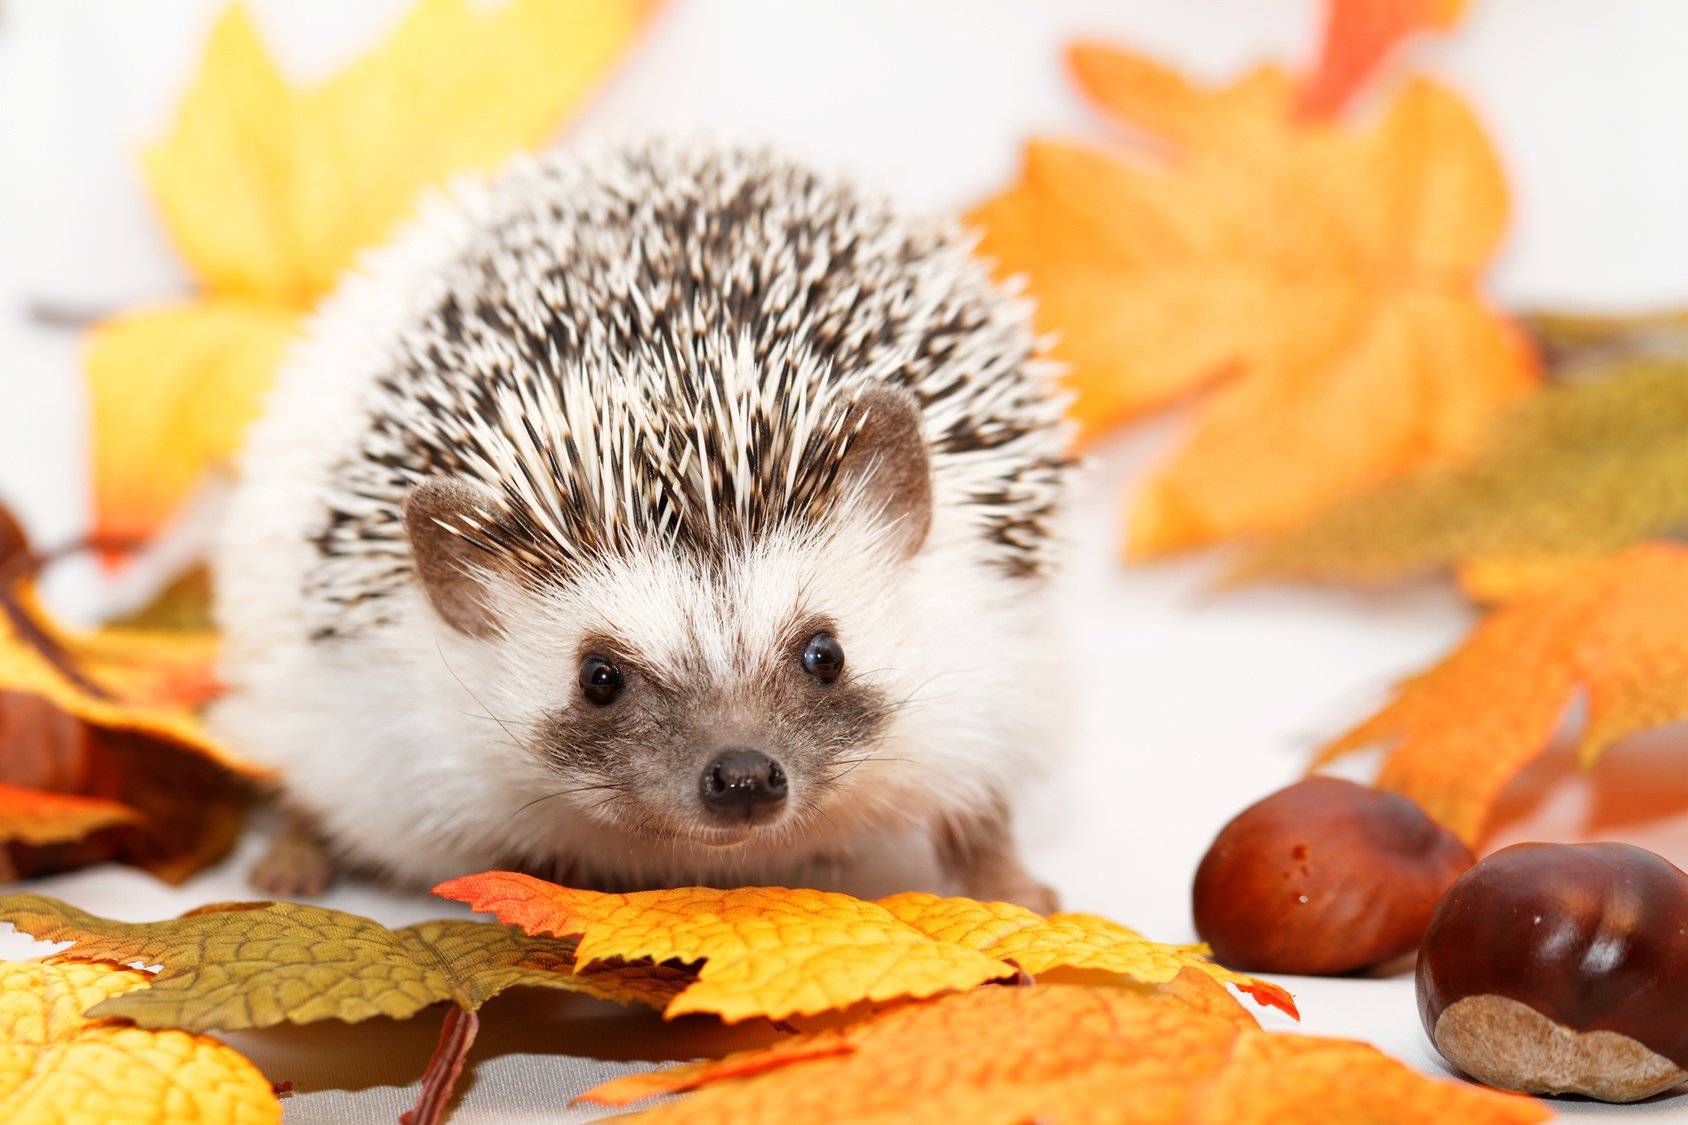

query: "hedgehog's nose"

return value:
[700, 748, 788, 822]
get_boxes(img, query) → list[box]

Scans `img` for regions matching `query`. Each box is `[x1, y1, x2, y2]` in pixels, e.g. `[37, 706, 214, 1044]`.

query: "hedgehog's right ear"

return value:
[838, 385, 933, 561]
[403, 479, 507, 638]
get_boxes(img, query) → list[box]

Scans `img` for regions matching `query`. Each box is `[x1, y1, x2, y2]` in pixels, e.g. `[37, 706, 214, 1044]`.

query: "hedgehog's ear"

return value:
[839, 385, 933, 561]
[403, 478, 507, 638]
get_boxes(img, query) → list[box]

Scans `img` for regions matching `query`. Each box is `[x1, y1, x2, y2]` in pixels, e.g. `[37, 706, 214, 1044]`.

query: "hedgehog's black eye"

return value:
[579, 655, 624, 706]
[801, 633, 844, 683]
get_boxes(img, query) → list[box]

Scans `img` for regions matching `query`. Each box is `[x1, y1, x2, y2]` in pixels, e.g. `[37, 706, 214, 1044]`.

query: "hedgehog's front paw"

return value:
[250, 813, 336, 898]
[963, 864, 1060, 915]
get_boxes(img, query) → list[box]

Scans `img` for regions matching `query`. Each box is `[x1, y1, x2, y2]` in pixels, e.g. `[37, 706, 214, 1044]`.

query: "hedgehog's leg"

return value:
[250, 809, 336, 897]
[935, 798, 1059, 914]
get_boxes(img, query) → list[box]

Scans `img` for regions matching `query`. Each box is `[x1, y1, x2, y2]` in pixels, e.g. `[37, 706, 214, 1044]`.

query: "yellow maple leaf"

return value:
[435, 873, 1297, 1023]
[88, 0, 657, 543]
[578, 984, 1549, 1125]
[1319, 543, 1688, 844]
[878, 892, 1295, 1015]
[0, 960, 280, 1124]
[970, 44, 1536, 557]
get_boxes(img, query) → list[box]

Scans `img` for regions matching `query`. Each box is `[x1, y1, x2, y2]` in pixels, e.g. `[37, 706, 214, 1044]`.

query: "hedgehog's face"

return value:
[404, 386, 936, 849]
[522, 556, 900, 847]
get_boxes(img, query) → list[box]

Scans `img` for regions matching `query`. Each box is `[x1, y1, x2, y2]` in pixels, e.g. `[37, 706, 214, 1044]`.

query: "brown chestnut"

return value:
[1418, 842, 1688, 1102]
[1192, 777, 1473, 974]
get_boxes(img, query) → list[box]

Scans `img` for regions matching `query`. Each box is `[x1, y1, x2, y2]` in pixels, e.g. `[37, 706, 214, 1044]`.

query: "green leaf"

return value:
[1232, 357, 1688, 590]
[0, 894, 690, 1030]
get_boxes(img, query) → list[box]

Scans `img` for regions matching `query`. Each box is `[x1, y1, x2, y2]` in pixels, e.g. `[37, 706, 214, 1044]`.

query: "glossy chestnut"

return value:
[1418, 841, 1688, 1102]
[1192, 777, 1472, 975]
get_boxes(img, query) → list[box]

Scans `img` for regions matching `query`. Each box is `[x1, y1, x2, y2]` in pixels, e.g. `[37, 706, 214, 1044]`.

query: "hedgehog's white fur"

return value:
[211, 140, 1072, 893]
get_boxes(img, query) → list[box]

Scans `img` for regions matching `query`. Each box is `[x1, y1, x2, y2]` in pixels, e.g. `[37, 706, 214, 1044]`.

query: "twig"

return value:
[0, 535, 146, 700]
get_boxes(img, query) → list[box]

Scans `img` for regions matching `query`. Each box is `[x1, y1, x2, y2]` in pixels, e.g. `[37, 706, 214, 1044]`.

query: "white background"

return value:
[3, 1, 1688, 1120]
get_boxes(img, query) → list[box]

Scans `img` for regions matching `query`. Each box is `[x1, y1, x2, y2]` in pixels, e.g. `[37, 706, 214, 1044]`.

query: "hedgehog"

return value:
[210, 139, 1074, 911]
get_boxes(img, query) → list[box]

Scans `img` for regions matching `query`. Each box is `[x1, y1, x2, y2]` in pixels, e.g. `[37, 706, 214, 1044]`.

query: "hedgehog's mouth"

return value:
[689, 825, 759, 847]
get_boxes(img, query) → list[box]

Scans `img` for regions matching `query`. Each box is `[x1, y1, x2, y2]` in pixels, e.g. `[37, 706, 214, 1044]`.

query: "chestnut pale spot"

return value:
[1417, 841, 1688, 1101]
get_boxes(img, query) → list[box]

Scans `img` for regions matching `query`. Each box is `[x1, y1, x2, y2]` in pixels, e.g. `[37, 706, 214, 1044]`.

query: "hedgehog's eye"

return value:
[579, 655, 624, 706]
[801, 633, 844, 683]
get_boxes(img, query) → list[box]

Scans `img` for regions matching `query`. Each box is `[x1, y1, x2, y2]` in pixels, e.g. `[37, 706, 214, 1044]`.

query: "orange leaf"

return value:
[0, 782, 138, 847]
[1320, 543, 1688, 844]
[436, 873, 1294, 1023]
[578, 984, 1549, 1124]
[971, 44, 1535, 557]
[1299, 0, 1471, 118]
[0, 506, 262, 879]
[0, 960, 280, 1124]
[89, 0, 657, 543]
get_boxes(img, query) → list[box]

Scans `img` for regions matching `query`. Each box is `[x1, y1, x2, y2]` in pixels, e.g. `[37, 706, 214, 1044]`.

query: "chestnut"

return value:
[1192, 777, 1472, 975]
[1418, 842, 1688, 1101]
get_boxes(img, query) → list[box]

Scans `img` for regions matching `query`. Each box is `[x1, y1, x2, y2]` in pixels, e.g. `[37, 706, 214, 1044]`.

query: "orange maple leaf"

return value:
[578, 984, 1549, 1124]
[0, 506, 263, 881]
[1319, 543, 1688, 845]
[435, 874, 1296, 1023]
[970, 44, 1536, 557]
[0, 782, 138, 849]
[1298, 0, 1470, 118]
[86, 0, 657, 545]
[0, 960, 280, 1124]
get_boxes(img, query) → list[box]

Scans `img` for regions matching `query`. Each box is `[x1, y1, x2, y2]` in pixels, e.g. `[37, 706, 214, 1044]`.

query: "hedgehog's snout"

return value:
[698, 747, 788, 826]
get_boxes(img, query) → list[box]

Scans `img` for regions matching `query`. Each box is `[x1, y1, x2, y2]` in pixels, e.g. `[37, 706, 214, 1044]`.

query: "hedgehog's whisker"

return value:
[434, 640, 530, 754]
[514, 781, 632, 818]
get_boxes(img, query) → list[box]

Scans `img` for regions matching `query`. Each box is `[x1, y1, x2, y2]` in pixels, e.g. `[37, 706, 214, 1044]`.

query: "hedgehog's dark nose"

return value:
[700, 749, 787, 822]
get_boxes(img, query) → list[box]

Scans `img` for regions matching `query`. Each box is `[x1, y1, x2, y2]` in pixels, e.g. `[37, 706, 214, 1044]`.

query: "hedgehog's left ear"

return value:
[839, 385, 933, 561]
[403, 478, 509, 638]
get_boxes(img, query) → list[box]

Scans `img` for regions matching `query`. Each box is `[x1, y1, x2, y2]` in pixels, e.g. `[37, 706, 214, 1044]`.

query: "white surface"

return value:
[3, 1, 1688, 1120]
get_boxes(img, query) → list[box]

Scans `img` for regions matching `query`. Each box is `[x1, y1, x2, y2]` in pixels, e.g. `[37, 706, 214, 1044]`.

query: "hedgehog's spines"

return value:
[306, 139, 1072, 636]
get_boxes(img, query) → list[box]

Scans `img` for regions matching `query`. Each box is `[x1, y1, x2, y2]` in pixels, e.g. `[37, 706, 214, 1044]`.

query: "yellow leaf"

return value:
[0, 960, 280, 1125]
[878, 892, 1297, 1015]
[86, 300, 299, 546]
[436, 873, 1297, 1023]
[971, 46, 1536, 557]
[91, 0, 657, 541]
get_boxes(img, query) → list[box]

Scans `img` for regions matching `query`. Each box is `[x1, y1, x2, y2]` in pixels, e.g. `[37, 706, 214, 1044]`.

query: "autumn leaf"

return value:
[1317, 544, 1688, 845]
[970, 44, 1536, 557]
[0, 959, 280, 1124]
[436, 874, 1296, 1023]
[878, 891, 1296, 1016]
[1234, 358, 1688, 599]
[1298, 0, 1469, 118]
[579, 984, 1549, 1125]
[1, 894, 691, 1125]
[0, 783, 138, 848]
[0, 508, 260, 881]
[89, 0, 657, 544]
[1522, 306, 1688, 368]
[108, 566, 215, 633]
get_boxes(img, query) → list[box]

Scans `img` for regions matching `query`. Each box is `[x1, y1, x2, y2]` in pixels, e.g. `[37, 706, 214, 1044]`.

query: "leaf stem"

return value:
[0, 535, 145, 701]
[401, 1004, 480, 1125]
